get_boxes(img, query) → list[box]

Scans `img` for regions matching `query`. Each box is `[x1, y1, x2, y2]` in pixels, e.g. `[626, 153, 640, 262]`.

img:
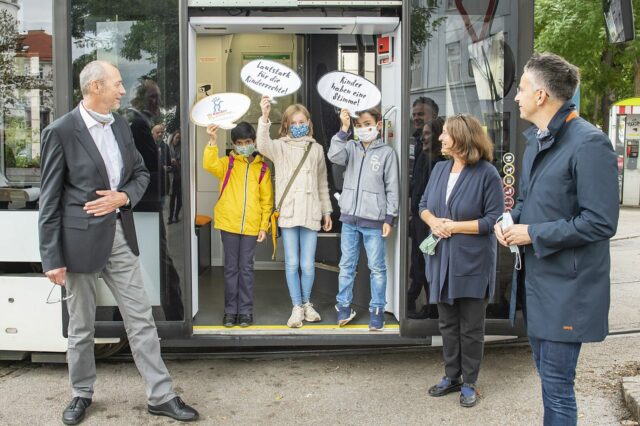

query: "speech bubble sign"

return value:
[190, 93, 251, 129]
[240, 59, 301, 100]
[316, 71, 381, 116]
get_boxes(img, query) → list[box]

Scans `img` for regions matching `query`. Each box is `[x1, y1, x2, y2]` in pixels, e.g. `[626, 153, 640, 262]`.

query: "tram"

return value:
[0, 0, 534, 358]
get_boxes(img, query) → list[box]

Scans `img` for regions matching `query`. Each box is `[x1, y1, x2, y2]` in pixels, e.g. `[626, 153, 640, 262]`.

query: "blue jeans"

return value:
[281, 226, 318, 306]
[529, 336, 582, 426]
[336, 222, 387, 310]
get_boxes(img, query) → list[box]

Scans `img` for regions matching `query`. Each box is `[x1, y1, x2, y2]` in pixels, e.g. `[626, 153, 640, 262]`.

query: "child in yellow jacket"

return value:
[203, 122, 274, 327]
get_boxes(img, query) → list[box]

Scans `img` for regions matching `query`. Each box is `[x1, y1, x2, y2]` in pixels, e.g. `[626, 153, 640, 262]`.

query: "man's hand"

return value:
[382, 223, 392, 238]
[257, 230, 267, 242]
[206, 124, 219, 145]
[339, 108, 351, 133]
[84, 190, 128, 216]
[504, 224, 532, 246]
[494, 222, 508, 247]
[45, 267, 67, 286]
[322, 215, 333, 232]
[428, 217, 453, 239]
[260, 95, 271, 122]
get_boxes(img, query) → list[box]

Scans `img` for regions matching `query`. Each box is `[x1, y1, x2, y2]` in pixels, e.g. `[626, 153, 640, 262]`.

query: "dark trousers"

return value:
[438, 297, 488, 384]
[220, 230, 257, 315]
[169, 176, 182, 221]
[408, 217, 429, 311]
[529, 336, 582, 426]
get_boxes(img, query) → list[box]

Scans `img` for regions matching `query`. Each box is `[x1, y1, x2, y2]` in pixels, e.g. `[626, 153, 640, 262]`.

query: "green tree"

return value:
[535, 0, 640, 131]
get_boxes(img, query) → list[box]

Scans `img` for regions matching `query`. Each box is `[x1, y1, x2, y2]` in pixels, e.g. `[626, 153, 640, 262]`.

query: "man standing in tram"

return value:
[496, 53, 619, 424]
[38, 61, 198, 424]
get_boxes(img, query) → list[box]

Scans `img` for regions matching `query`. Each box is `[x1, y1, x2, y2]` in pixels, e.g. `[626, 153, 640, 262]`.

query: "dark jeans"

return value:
[529, 336, 582, 426]
[220, 230, 257, 315]
[437, 297, 488, 384]
[169, 176, 182, 221]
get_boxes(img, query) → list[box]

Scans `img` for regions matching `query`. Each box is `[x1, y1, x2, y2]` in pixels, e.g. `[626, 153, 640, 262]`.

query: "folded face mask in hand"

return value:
[419, 233, 442, 256]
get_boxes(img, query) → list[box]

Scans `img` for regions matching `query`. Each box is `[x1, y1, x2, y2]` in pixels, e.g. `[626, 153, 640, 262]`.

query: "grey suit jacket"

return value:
[38, 106, 150, 273]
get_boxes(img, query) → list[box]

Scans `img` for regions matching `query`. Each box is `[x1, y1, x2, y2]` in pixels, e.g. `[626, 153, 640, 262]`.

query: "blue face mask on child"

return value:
[290, 123, 309, 138]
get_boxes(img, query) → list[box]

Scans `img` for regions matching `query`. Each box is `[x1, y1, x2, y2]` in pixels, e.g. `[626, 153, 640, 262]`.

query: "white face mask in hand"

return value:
[354, 126, 379, 143]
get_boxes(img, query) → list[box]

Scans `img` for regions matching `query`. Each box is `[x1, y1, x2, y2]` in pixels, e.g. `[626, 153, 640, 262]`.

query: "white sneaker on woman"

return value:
[302, 302, 321, 322]
[287, 306, 305, 328]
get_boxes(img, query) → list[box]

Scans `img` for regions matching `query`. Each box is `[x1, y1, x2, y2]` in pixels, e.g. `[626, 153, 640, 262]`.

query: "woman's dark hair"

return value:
[230, 121, 256, 142]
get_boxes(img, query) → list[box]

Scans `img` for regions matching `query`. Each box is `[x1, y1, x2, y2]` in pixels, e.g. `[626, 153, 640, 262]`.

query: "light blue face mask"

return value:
[235, 143, 255, 157]
[290, 123, 309, 138]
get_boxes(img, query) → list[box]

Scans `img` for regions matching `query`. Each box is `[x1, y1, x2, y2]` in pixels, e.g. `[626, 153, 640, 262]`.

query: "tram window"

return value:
[0, 1, 54, 210]
[70, 0, 186, 322]
[407, 0, 518, 320]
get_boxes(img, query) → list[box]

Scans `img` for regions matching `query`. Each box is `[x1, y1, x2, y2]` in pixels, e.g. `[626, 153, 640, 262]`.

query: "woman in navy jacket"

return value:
[418, 114, 504, 407]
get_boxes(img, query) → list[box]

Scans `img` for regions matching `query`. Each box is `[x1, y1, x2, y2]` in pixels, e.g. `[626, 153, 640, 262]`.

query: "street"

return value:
[0, 208, 638, 425]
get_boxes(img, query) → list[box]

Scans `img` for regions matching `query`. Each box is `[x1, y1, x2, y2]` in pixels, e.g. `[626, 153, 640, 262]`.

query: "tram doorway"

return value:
[187, 16, 403, 334]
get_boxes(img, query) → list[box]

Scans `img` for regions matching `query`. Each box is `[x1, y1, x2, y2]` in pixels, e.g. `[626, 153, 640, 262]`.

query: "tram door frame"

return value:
[185, 14, 409, 333]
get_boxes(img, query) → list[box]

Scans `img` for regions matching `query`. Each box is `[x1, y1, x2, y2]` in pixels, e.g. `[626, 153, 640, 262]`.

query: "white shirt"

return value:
[79, 102, 123, 190]
[445, 172, 460, 204]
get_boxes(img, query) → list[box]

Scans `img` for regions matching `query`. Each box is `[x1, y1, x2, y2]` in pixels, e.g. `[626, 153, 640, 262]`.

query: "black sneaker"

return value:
[238, 314, 253, 327]
[223, 313, 237, 327]
[428, 376, 463, 397]
[460, 383, 478, 407]
[62, 397, 92, 425]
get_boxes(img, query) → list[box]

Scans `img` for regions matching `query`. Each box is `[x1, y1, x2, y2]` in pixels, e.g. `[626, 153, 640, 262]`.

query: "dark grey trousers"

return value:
[437, 297, 489, 384]
[220, 230, 258, 315]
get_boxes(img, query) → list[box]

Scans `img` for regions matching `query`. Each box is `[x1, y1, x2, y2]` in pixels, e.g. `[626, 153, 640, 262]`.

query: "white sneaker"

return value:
[302, 302, 321, 322]
[287, 305, 305, 328]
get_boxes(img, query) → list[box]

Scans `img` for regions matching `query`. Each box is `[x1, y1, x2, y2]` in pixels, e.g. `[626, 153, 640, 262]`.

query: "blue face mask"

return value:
[290, 123, 309, 138]
[234, 144, 255, 157]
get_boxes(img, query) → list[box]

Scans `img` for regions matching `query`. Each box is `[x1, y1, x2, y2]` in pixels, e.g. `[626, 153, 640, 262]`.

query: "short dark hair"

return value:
[357, 108, 382, 123]
[524, 53, 580, 102]
[412, 97, 439, 117]
[230, 121, 256, 142]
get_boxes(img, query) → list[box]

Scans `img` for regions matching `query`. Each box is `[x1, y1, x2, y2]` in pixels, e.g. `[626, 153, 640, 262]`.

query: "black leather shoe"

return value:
[62, 397, 92, 425]
[223, 314, 237, 327]
[238, 314, 253, 327]
[148, 396, 199, 422]
[428, 376, 462, 397]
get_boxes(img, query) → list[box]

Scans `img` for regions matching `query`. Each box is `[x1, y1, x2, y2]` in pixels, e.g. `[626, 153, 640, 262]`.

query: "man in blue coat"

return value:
[496, 53, 619, 424]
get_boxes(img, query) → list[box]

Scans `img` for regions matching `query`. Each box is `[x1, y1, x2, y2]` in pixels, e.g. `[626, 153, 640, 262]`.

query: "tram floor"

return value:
[193, 267, 399, 333]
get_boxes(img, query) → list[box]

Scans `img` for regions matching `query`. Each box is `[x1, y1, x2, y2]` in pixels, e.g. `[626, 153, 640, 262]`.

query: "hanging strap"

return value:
[271, 142, 312, 259]
[258, 162, 268, 184]
[219, 155, 235, 198]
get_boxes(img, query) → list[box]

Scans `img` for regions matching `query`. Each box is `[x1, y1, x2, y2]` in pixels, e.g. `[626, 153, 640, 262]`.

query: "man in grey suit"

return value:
[39, 61, 198, 424]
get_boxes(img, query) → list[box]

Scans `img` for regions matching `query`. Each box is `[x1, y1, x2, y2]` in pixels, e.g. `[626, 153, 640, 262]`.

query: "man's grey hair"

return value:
[524, 53, 580, 102]
[79, 61, 115, 96]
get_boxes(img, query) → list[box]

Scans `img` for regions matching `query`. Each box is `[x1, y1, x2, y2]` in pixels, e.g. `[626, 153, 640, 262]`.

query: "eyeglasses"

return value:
[45, 284, 74, 304]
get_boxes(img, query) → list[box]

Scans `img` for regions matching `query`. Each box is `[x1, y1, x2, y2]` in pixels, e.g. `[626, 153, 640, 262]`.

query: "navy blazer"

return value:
[509, 102, 619, 343]
[419, 159, 504, 303]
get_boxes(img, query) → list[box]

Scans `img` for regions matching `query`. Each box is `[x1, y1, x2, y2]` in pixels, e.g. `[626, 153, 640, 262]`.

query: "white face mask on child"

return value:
[354, 126, 379, 143]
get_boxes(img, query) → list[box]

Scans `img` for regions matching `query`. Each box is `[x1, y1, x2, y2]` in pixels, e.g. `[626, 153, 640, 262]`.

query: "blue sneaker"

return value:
[368, 307, 385, 331]
[335, 305, 356, 326]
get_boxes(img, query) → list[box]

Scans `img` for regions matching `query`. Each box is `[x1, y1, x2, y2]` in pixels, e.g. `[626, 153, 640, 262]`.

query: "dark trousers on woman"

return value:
[438, 297, 488, 384]
[220, 230, 257, 315]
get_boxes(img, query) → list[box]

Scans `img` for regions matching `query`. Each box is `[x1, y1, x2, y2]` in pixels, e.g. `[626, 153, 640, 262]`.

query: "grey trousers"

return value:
[437, 297, 489, 384]
[220, 230, 257, 315]
[65, 220, 176, 405]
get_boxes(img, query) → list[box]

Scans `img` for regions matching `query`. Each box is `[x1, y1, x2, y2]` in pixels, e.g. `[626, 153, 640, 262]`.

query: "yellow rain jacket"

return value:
[203, 145, 273, 236]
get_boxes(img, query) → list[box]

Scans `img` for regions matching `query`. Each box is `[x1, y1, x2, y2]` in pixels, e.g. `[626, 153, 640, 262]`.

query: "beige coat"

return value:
[256, 119, 332, 231]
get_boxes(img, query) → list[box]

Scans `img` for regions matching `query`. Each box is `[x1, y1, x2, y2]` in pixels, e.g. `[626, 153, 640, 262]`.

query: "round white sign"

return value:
[240, 59, 301, 99]
[316, 71, 381, 115]
[190, 93, 251, 129]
